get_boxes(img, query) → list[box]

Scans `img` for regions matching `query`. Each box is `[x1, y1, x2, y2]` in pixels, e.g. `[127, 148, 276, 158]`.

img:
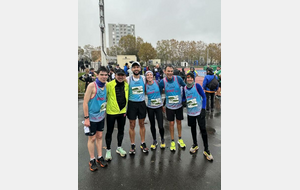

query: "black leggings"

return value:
[188, 111, 208, 151]
[205, 92, 215, 110]
[147, 107, 164, 141]
[105, 114, 126, 149]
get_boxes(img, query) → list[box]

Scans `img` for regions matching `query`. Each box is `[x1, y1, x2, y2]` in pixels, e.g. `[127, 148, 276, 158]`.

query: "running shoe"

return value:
[140, 143, 149, 153]
[129, 144, 136, 155]
[160, 139, 166, 149]
[97, 156, 108, 168]
[89, 159, 98, 172]
[170, 141, 176, 151]
[150, 141, 158, 150]
[203, 150, 214, 161]
[105, 149, 112, 161]
[189, 145, 199, 154]
[177, 139, 186, 148]
[116, 147, 126, 157]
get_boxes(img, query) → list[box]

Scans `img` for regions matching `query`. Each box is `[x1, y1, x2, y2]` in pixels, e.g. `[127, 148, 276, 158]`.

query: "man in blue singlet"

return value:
[83, 66, 109, 171]
[126, 61, 149, 154]
[159, 64, 186, 152]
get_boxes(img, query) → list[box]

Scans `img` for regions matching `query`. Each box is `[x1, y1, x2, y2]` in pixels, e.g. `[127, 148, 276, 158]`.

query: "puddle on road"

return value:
[206, 127, 216, 134]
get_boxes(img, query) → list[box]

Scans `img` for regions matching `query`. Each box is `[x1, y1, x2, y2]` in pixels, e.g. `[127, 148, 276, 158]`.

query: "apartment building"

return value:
[108, 23, 135, 47]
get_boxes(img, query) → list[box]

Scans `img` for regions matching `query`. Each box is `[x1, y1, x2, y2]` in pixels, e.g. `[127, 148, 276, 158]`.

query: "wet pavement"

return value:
[78, 90, 221, 190]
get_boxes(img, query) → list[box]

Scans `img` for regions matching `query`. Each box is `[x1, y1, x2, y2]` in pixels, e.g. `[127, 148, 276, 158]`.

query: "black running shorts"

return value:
[127, 100, 147, 120]
[88, 119, 105, 136]
[166, 106, 184, 121]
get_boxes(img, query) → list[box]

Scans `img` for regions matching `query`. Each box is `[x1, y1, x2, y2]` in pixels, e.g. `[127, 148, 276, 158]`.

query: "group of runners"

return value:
[82, 62, 218, 171]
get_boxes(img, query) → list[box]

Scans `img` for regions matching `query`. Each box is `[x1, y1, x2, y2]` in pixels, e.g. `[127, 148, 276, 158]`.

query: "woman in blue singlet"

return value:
[145, 71, 165, 149]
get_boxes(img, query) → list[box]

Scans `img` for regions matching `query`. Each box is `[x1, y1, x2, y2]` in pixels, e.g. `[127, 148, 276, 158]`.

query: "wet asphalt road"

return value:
[78, 97, 221, 190]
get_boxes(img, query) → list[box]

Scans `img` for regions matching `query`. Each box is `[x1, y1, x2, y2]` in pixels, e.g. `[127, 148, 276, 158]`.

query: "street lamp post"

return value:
[207, 48, 209, 67]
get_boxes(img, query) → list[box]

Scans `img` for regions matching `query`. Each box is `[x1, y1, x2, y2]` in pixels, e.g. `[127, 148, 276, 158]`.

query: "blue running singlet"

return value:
[129, 75, 145, 102]
[145, 81, 163, 109]
[88, 82, 107, 122]
[163, 76, 182, 110]
[184, 84, 202, 116]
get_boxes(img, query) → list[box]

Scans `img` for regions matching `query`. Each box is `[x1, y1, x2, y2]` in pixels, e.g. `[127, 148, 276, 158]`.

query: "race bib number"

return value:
[100, 102, 107, 112]
[132, 86, 143, 94]
[150, 98, 162, 106]
[168, 95, 179, 104]
[187, 98, 198, 108]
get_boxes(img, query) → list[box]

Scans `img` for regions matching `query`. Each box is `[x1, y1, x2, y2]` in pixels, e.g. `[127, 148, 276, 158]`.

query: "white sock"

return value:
[90, 157, 95, 161]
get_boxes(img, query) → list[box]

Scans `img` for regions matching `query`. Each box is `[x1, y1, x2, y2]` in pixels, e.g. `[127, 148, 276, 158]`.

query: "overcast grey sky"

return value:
[78, 0, 220, 48]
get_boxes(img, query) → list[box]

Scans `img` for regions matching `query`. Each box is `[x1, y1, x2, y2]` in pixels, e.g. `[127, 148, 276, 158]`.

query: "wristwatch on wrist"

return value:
[84, 116, 89, 119]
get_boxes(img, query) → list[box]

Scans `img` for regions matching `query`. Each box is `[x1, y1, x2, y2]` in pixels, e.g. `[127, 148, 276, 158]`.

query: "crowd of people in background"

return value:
[79, 61, 221, 100]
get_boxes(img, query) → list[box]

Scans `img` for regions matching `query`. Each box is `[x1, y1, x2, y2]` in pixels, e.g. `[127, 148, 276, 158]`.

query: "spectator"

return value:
[179, 67, 186, 83]
[107, 68, 115, 82]
[215, 66, 221, 98]
[89, 68, 96, 81]
[114, 64, 121, 73]
[80, 59, 85, 72]
[79, 68, 93, 92]
[124, 63, 129, 76]
[187, 67, 198, 80]
[202, 67, 219, 112]
[156, 64, 164, 80]
[127, 66, 133, 77]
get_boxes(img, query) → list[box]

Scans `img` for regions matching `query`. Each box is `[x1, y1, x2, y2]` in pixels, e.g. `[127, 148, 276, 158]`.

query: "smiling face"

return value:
[96, 71, 108, 83]
[165, 66, 174, 80]
[131, 65, 141, 75]
[146, 72, 153, 82]
[115, 73, 125, 82]
[186, 75, 194, 84]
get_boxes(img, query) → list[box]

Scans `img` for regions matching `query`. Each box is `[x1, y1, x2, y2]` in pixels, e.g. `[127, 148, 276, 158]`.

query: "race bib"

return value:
[187, 98, 198, 108]
[150, 98, 162, 106]
[100, 102, 107, 112]
[168, 95, 179, 104]
[132, 86, 143, 94]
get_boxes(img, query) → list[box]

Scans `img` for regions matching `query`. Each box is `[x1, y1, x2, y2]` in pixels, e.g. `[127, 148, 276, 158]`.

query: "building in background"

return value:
[117, 55, 137, 69]
[108, 23, 135, 48]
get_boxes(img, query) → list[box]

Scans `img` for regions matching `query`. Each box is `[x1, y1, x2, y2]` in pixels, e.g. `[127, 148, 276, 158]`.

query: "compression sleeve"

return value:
[196, 83, 206, 109]
[177, 76, 186, 87]
[182, 87, 186, 102]
[159, 79, 164, 94]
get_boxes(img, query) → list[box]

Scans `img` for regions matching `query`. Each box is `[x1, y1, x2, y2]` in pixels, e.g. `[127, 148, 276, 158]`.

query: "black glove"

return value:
[200, 108, 206, 117]
[182, 101, 187, 107]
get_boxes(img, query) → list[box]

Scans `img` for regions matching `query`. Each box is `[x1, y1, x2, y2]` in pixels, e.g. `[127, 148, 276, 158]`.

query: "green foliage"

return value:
[78, 72, 86, 94]
[138, 42, 157, 65]
[119, 35, 137, 55]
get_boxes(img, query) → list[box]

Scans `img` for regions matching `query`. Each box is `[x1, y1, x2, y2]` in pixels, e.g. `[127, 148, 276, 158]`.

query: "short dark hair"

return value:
[90, 68, 94, 71]
[186, 72, 195, 80]
[164, 64, 174, 70]
[95, 66, 108, 74]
